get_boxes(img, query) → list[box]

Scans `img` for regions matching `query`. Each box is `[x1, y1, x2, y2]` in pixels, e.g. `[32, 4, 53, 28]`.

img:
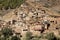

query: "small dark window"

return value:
[47, 24, 50, 27]
[41, 10, 46, 13]
[20, 35, 22, 37]
[34, 29, 41, 31]
[23, 29, 28, 31]
[12, 20, 17, 24]
[47, 24, 50, 29]
[56, 27, 59, 30]
[8, 21, 11, 25]
[50, 21, 54, 23]
[15, 33, 21, 35]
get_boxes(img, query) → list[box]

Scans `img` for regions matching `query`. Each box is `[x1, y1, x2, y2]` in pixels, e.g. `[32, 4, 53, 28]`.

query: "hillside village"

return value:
[0, 0, 60, 40]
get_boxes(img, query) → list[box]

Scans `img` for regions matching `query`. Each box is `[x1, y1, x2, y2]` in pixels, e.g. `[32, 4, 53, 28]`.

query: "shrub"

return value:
[0, 0, 25, 10]
[46, 32, 57, 40]
[1, 27, 13, 37]
[24, 31, 32, 40]
[11, 36, 21, 40]
[32, 35, 40, 40]
[56, 37, 60, 40]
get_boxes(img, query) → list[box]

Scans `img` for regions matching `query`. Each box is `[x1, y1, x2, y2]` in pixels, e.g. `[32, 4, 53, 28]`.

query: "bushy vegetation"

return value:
[0, 27, 21, 40]
[31, 35, 41, 40]
[0, 27, 60, 40]
[1, 27, 13, 37]
[23, 31, 32, 40]
[0, 0, 25, 10]
[46, 33, 60, 40]
[46, 33, 57, 40]
[11, 36, 21, 40]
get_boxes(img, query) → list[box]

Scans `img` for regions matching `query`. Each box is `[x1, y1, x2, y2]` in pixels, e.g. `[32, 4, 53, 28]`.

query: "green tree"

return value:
[0, 0, 25, 10]
[1, 27, 13, 37]
[23, 31, 32, 40]
[11, 36, 21, 40]
[46, 33, 57, 40]
[32, 35, 40, 40]
[56, 37, 60, 40]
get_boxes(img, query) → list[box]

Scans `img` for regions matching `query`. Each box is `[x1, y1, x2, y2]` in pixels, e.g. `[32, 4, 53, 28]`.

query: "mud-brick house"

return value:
[3, 10, 18, 25]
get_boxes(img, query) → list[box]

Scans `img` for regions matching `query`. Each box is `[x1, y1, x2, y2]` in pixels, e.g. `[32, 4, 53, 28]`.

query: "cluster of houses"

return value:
[0, 0, 60, 36]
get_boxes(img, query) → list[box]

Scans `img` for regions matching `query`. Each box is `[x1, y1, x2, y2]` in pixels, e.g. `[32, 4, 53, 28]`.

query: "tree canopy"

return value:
[0, 0, 25, 10]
